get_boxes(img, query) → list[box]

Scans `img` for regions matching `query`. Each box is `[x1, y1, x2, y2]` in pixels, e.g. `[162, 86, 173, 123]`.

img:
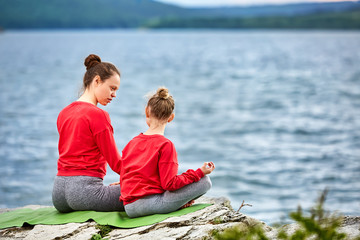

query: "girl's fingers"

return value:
[208, 162, 215, 169]
[202, 162, 215, 174]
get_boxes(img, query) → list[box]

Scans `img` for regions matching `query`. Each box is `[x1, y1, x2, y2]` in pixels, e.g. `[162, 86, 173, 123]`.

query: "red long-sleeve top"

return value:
[120, 133, 204, 205]
[57, 101, 121, 179]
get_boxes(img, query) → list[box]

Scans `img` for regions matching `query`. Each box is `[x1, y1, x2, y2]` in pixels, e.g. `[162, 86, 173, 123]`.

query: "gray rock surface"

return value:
[1, 197, 359, 240]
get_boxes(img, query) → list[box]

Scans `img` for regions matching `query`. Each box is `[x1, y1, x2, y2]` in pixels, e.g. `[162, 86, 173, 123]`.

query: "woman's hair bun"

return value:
[84, 54, 101, 70]
[157, 87, 169, 99]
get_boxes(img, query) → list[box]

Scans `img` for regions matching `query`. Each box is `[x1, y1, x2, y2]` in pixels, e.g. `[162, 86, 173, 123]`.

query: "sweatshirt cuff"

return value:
[195, 168, 205, 179]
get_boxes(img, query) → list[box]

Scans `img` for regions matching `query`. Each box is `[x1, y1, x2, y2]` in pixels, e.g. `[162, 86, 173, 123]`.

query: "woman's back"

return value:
[57, 101, 113, 179]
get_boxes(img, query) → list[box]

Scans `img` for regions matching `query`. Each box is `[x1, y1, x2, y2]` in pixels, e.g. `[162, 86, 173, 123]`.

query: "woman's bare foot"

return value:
[180, 200, 195, 209]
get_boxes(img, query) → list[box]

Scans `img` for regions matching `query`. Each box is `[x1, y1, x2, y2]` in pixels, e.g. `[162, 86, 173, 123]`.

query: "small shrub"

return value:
[211, 217, 225, 224]
[91, 233, 106, 240]
[213, 224, 269, 240]
[90, 224, 113, 240]
[278, 189, 346, 240]
[213, 189, 357, 240]
[97, 224, 113, 236]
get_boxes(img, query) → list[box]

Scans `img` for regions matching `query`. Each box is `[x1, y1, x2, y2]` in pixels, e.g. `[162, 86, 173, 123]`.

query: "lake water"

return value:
[0, 29, 359, 224]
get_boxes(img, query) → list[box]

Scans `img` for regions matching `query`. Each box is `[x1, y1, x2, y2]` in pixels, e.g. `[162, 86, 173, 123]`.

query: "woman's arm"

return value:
[94, 128, 121, 175]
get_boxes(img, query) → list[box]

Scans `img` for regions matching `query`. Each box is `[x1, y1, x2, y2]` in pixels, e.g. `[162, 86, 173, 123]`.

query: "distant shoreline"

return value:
[1, 1, 359, 30]
[1, 27, 360, 32]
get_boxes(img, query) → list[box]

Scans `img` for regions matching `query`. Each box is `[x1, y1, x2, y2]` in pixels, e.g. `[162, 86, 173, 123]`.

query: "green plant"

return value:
[278, 189, 346, 240]
[212, 217, 225, 225]
[213, 189, 356, 240]
[90, 224, 113, 240]
[213, 224, 269, 240]
[91, 233, 107, 240]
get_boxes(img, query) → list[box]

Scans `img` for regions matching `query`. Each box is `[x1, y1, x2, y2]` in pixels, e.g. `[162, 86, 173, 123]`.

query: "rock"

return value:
[0, 196, 262, 240]
[1, 197, 359, 240]
[107, 196, 263, 240]
[340, 216, 360, 239]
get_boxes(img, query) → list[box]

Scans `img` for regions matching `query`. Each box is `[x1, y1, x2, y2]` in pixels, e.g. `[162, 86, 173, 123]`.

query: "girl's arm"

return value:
[158, 142, 205, 191]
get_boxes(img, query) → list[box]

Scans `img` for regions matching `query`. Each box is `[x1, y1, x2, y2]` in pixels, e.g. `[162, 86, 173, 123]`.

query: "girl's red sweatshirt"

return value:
[120, 133, 204, 205]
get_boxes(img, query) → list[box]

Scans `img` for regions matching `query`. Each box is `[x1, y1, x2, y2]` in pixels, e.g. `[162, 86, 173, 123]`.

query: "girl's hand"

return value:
[109, 181, 120, 186]
[200, 162, 215, 175]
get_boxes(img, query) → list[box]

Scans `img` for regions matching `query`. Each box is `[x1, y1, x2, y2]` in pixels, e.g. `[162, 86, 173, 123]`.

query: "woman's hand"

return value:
[200, 161, 215, 175]
[109, 181, 120, 186]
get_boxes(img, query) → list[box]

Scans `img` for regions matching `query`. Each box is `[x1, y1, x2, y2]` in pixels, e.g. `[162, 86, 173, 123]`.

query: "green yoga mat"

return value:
[0, 203, 211, 229]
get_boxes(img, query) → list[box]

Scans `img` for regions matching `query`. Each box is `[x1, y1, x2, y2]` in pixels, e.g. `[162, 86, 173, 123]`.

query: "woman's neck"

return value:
[78, 90, 97, 106]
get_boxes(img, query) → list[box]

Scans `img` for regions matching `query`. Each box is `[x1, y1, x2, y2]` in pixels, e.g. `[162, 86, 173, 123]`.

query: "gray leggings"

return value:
[52, 176, 124, 213]
[125, 176, 212, 218]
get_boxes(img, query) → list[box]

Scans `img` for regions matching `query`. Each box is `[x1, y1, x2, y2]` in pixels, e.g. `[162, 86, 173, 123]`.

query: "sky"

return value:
[155, 0, 353, 7]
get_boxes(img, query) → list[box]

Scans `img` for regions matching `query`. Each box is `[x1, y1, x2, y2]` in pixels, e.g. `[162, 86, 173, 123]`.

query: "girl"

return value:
[52, 54, 124, 212]
[120, 87, 215, 218]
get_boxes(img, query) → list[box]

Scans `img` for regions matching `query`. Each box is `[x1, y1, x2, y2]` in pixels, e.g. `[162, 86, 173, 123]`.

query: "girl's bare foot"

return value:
[180, 200, 195, 209]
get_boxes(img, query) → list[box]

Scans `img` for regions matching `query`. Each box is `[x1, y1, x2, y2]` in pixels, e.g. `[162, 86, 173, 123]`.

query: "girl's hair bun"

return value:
[157, 87, 169, 100]
[147, 86, 174, 121]
[84, 54, 101, 70]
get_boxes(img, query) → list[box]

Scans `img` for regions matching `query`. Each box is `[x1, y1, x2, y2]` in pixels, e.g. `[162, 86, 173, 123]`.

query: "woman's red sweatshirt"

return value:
[57, 101, 121, 179]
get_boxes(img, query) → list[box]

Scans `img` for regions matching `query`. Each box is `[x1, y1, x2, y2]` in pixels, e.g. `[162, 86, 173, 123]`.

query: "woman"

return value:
[52, 54, 124, 212]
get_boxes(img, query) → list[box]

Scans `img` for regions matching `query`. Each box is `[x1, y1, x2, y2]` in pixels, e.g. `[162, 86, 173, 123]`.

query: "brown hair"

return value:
[83, 54, 120, 90]
[147, 87, 175, 121]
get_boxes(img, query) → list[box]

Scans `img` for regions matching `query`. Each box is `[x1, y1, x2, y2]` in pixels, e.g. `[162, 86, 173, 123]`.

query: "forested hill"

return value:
[0, 0, 359, 29]
[0, 0, 190, 28]
[190, 1, 360, 17]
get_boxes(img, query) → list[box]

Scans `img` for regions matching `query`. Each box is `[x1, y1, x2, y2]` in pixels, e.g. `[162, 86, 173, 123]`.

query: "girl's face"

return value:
[94, 74, 120, 106]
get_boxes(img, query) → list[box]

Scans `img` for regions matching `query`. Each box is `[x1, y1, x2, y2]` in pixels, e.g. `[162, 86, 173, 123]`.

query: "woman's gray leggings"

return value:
[52, 176, 124, 213]
[125, 175, 212, 218]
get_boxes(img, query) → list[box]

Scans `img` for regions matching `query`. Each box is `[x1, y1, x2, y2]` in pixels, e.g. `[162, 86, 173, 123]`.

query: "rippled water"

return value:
[0, 30, 359, 224]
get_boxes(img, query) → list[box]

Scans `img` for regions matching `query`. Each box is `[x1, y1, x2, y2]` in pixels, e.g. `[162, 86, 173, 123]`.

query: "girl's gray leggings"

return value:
[125, 175, 212, 218]
[52, 176, 124, 213]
